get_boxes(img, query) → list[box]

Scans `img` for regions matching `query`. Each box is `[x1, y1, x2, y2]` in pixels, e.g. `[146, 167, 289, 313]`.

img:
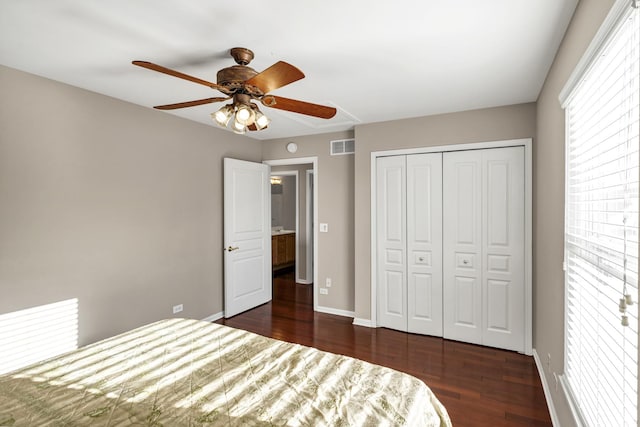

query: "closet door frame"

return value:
[369, 138, 533, 355]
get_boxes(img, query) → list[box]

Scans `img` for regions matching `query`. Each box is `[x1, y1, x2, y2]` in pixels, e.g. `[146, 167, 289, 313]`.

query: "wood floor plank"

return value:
[216, 273, 552, 427]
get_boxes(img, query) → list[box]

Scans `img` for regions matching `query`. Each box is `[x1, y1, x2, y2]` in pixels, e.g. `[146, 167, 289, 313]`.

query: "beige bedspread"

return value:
[0, 318, 451, 426]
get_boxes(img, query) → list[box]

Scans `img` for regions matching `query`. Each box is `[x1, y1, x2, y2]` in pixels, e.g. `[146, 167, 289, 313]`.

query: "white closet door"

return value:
[482, 147, 524, 352]
[443, 151, 483, 344]
[376, 156, 407, 331]
[407, 153, 443, 335]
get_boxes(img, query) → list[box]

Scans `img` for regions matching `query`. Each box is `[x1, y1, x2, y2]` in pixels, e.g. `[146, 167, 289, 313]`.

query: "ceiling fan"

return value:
[133, 47, 337, 134]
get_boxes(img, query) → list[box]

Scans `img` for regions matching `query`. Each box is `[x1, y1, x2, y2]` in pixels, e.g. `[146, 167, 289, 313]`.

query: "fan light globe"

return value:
[212, 106, 232, 127]
[232, 118, 246, 134]
[235, 105, 254, 125]
[255, 111, 271, 130]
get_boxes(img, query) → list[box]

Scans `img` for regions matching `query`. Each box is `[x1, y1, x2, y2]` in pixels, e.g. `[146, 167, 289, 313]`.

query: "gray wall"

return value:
[263, 132, 355, 313]
[534, 1, 617, 425]
[352, 103, 537, 320]
[270, 175, 296, 231]
[0, 65, 261, 345]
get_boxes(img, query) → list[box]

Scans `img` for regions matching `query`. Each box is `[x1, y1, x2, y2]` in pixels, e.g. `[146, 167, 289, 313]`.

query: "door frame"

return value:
[305, 169, 314, 284]
[370, 138, 533, 355]
[264, 157, 319, 311]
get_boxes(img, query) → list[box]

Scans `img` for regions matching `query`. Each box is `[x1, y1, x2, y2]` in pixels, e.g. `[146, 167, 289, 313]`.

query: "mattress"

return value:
[0, 318, 451, 426]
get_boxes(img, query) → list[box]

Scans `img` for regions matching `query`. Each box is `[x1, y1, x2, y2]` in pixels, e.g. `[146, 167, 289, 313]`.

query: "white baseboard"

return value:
[202, 311, 224, 322]
[315, 306, 355, 318]
[352, 318, 375, 327]
[532, 349, 560, 427]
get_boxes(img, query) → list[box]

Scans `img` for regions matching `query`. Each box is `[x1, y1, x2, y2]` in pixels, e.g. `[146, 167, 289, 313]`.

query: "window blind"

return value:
[563, 2, 639, 426]
[0, 299, 78, 375]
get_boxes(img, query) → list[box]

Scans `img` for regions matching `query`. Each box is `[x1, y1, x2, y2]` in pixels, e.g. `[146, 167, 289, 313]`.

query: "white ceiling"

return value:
[0, 0, 578, 140]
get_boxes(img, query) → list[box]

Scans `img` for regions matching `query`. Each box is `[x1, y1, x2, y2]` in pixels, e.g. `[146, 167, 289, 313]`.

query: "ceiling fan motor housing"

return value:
[217, 65, 257, 87]
[215, 48, 265, 97]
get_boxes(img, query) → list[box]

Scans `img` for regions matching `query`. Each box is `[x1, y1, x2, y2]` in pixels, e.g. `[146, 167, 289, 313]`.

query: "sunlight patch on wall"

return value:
[0, 298, 79, 375]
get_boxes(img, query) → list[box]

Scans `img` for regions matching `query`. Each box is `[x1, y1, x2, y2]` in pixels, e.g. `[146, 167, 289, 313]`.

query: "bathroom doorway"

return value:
[270, 164, 314, 285]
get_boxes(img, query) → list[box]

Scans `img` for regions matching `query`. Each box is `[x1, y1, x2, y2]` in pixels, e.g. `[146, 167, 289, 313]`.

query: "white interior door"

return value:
[224, 158, 271, 318]
[443, 151, 483, 345]
[481, 147, 525, 352]
[407, 153, 443, 336]
[376, 156, 407, 331]
[443, 147, 525, 351]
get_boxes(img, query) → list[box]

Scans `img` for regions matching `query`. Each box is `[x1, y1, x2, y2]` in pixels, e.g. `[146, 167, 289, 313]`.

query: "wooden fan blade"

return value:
[263, 96, 336, 119]
[153, 97, 230, 110]
[132, 60, 222, 90]
[245, 61, 305, 94]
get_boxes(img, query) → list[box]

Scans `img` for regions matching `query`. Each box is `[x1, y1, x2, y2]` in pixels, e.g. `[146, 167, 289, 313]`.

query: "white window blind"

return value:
[563, 2, 639, 426]
[0, 299, 78, 375]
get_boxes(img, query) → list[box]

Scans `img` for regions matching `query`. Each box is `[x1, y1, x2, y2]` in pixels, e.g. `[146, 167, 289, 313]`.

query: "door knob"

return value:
[225, 246, 239, 252]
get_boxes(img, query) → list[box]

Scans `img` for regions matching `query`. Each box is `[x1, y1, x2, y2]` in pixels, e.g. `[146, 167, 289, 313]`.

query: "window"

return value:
[0, 299, 78, 374]
[561, 1, 639, 426]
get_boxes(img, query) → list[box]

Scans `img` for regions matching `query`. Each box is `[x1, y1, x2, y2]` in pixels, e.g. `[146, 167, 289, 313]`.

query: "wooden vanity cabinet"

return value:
[272, 233, 295, 270]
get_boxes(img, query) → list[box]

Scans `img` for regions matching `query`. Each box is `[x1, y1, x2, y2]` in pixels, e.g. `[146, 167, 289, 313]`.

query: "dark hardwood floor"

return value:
[217, 272, 552, 427]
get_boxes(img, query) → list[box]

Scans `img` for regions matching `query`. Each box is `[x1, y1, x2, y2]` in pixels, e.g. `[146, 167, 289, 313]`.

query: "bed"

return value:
[0, 318, 451, 426]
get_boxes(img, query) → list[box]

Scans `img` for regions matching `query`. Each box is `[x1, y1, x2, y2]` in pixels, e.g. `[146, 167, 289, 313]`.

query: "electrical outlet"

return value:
[173, 304, 183, 314]
[319, 288, 328, 295]
[326, 278, 332, 287]
[320, 223, 329, 233]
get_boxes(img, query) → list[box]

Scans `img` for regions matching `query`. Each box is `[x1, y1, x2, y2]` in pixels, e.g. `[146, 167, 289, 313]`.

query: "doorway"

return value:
[270, 171, 298, 277]
[264, 157, 318, 311]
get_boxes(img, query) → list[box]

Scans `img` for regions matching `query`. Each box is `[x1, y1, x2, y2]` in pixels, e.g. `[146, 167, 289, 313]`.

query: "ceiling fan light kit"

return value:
[133, 47, 336, 134]
[211, 93, 272, 134]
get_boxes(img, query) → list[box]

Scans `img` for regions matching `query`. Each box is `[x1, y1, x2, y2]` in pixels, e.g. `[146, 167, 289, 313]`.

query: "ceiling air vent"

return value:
[330, 138, 355, 156]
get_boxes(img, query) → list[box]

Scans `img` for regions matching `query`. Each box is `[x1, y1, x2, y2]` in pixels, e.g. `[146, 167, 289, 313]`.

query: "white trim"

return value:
[370, 138, 533, 355]
[352, 318, 375, 327]
[202, 311, 224, 322]
[370, 154, 378, 327]
[316, 305, 355, 318]
[371, 138, 530, 158]
[559, 0, 635, 106]
[306, 169, 314, 284]
[265, 156, 317, 166]
[264, 157, 319, 312]
[533, 349, 561, 427]
[524, 140, 533, 355]
[559, 375, 588, 427]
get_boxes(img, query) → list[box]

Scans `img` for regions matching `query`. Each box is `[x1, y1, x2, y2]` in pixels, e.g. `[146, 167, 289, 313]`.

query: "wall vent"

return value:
[330, 138, 355, 156]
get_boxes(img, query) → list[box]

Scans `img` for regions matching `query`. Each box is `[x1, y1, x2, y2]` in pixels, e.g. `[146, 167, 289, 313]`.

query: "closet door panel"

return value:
[482, 147, 525, 352]
[376, 156, 407, 331]
[443, 152, 482, 345]
[407, 153, 443, 336]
